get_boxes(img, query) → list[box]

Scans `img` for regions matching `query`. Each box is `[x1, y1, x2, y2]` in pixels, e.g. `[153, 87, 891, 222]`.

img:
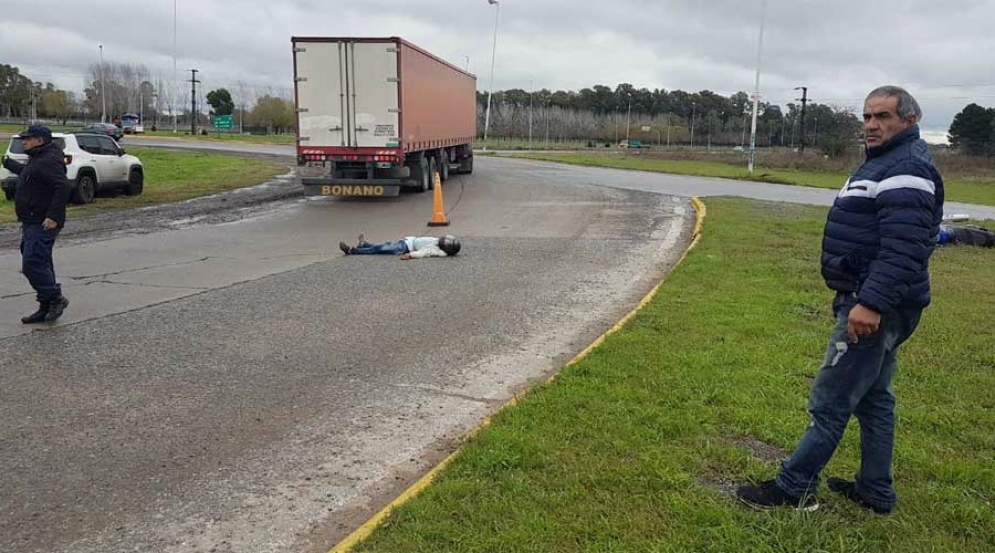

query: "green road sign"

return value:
[213, 115, 234, 130]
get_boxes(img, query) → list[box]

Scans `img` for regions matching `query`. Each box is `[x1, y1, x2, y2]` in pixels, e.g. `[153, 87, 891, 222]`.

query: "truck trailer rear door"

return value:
[295, 39, 399, 149]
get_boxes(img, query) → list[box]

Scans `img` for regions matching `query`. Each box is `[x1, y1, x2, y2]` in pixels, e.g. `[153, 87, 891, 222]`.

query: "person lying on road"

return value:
[339, 234, 461, 259]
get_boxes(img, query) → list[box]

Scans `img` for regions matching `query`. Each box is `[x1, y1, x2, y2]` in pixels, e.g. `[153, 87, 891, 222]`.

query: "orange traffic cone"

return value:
[427, 171, 450, 227]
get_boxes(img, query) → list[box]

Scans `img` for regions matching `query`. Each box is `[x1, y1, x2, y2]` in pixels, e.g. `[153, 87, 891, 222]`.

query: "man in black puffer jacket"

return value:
[2, 125, 72, 323]
[738, 87, 944, 514]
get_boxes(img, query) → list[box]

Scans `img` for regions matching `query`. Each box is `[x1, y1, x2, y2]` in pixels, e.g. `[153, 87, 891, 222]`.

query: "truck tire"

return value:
[414, 156, 430, 193]
[72, 172, 96, 205]
[461, 154, 473, 175]
[439, 150, 450, 182]
[428, 157, 438, 190]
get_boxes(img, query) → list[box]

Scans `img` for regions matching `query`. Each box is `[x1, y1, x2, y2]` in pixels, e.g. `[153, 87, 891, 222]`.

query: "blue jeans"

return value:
[776, 293, 922, 510]
[350, 239, 409, 255]
[20, 223, 63, 303]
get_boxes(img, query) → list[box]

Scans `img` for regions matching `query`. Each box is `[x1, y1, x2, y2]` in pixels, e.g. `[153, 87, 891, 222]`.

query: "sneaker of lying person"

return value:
[339, 241, 351, 255]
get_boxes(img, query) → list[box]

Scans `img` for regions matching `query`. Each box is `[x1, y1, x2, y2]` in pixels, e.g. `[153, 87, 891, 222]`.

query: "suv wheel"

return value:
[72, 173, 96, 205]
[3, 189, 13, 201]
[125, 169, 144, 196]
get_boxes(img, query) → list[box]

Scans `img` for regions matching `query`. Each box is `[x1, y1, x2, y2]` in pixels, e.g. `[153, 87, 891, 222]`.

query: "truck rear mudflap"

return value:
[301, 177, 401, 197]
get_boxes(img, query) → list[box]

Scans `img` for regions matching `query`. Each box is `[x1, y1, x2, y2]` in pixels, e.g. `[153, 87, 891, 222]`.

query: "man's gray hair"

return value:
[866, 85, 922, 123]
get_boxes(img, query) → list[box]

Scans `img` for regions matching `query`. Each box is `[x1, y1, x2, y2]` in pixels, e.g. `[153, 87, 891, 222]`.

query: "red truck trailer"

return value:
[292, 36, 476, 197]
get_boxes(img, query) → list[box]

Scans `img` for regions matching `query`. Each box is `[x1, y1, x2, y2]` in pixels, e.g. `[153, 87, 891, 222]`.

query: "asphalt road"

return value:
[3, 141, 990, 553]
[0, 156, 693, 553]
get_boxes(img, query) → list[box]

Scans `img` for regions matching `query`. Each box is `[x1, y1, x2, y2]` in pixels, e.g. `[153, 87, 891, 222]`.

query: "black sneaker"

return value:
[339, 241, 351, 255]
[44, 296, 69, 322]
[736, 479, 819, 511]
[827, 477, 892, 514]
[21, 302, 49, 324]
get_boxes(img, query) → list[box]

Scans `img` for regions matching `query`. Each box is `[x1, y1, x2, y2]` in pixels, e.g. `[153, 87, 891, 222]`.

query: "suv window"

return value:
[9, 137, 67, 154]
[96, 136, 120, 155]
[76, 135, 101, 154]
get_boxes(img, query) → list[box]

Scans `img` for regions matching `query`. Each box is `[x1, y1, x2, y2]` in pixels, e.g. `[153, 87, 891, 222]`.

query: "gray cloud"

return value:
[3, 0, 994, 140]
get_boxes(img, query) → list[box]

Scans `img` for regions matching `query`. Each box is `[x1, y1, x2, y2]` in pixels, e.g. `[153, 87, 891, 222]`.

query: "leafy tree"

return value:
[41, 89, 75, 124]
[948, 103, 994, 156]
[249, 95, 294, 133]
[206, 88, 235, 116]
[0, 64, 34, 118]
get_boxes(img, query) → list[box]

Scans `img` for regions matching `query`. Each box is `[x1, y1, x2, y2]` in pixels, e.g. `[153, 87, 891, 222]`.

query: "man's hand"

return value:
[42, 218, 59, 231]
[847, 304, 881, 343]
[400, 253, 412, 260]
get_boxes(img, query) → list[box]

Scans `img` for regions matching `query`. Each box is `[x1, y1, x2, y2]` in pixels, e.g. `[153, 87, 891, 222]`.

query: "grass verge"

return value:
[1, 146, 287, 223]
[351, 198, 995, 552]
[515, 152, 995, 207]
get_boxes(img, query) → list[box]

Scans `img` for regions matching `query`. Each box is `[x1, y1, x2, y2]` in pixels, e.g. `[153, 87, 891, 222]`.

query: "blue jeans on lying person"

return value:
[350, 239, 409, 255]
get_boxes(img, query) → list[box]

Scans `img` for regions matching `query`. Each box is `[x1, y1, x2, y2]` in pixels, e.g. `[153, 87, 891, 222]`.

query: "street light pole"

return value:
[666, 113, 671, 148]
[529, 78, 534, 150]
[690, 102, 696, 148]
[483, 0, 500, 144]
[625, 96, 632, 144]
[99, 44, 106, 123]
[748, 0, 767, 174]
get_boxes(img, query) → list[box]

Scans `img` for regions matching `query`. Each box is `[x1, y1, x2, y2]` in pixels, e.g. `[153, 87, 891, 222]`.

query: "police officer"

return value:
[2, 125, 72, 323]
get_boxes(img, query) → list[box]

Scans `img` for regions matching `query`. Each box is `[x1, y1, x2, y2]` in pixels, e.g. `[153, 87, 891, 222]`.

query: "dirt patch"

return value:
[732, 436, 788, 462]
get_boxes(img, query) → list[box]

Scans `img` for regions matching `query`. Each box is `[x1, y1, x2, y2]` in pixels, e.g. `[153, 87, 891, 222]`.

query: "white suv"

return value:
[1, 132, 144, 204]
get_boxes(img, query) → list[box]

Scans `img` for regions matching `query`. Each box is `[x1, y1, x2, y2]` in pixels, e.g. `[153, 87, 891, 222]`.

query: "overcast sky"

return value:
[3, 0, 995, 142]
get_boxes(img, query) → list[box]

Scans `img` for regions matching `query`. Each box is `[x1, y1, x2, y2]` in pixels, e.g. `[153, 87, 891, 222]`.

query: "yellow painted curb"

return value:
[329, 198, 708, 553]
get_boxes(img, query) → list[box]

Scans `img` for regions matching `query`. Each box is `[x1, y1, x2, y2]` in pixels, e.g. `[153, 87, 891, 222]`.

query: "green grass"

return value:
[353, 198, 995, 552]
[1, 145, 287, 223]
[515, 152, 995, 207]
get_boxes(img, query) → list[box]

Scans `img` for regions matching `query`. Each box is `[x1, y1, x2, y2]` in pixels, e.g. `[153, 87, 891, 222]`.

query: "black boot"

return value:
[44, 296, 69, 322]
[21, 302, 50, 324]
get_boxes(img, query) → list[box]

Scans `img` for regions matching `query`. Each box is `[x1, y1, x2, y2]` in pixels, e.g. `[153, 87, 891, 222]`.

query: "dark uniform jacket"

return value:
[2, 140, 70, 226]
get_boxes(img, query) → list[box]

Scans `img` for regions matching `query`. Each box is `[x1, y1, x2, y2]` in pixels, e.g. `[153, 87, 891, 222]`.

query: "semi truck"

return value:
[292, 36, 477, 197]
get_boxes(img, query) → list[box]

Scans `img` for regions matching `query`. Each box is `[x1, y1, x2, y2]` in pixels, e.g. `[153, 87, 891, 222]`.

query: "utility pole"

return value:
[99, 44, 106, 123]
[690, 102, 696, 148]
[625, 95, 632, 144]
[666, 113, 671, 148]
[795, 86, 808, 154]
[189, 69, 200, 135]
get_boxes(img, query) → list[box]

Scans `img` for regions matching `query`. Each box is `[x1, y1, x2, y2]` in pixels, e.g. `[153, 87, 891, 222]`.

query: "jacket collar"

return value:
[865, 125, 920, 159]
[25, 140, 60, 158]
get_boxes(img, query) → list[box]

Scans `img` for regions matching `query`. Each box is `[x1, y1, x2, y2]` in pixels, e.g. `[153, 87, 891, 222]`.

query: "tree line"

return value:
[476, 84, 862, 154]
[1, 63, 294, 133]
[948, 103, 995, 155]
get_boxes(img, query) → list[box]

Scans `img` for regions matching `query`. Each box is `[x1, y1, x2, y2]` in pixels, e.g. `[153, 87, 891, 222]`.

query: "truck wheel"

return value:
[428, 157, 438, 190]
[72, 173, 96, 205]
[416, 156, 431, 193]
[461, 155, 474, 175]
[439, 151, 450, 182]
[125, 168, 144, 196]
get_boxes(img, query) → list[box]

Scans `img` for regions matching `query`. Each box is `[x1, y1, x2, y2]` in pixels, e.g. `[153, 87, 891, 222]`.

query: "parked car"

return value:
[1, 132, 144, 204]
[81, 122, 124, 141]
